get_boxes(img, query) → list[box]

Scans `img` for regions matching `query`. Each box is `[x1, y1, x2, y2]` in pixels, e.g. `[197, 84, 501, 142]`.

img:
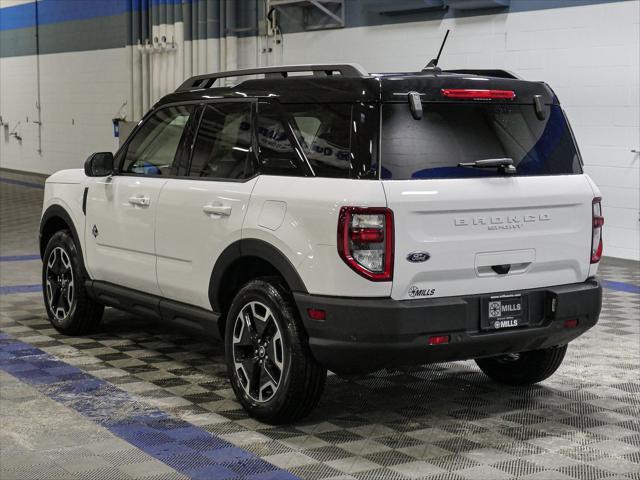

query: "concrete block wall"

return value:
[0, 0, 638, 259]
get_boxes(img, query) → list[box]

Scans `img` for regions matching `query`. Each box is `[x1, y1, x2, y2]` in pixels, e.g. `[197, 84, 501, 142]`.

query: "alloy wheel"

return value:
[45, 246, 75, 321]
[232, 301, 285, 403]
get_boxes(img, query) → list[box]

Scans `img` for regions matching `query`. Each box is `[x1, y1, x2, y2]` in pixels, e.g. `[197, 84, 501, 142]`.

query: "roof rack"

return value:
[175, 63, 368, 92]
[444, 69, 521, 79]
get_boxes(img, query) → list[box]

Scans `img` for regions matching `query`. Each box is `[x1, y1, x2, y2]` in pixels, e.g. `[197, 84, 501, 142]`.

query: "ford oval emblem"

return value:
[406, 252, 430, 263]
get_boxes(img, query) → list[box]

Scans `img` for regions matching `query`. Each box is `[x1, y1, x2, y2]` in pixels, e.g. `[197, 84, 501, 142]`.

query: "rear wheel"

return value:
[475, 345, 567, 385]
[42, 230, 104, 335]
[225, 278, 326, 424]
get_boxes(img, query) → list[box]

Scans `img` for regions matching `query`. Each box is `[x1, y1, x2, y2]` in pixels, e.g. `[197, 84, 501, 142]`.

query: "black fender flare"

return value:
[40, 204, 84, 263]
[208, 238, 308, 313]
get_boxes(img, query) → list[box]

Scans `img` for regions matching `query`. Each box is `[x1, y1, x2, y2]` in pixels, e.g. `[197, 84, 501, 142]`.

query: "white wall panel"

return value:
[0, 48, 128, 174]
[277, 1, 639, 260]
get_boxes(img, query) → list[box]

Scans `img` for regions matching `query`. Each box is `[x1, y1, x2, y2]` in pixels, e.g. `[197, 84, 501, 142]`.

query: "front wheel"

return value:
[475, 345, 568, 385]
[225, 278, 326, 424]
[42, 230, 104, 335]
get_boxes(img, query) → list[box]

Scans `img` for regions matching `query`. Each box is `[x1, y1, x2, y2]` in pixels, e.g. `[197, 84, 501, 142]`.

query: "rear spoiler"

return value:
[444, 69, 521, 80]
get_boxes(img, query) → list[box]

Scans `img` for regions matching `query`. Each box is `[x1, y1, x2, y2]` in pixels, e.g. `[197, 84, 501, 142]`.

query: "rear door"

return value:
[381, 100, 596, 301]
[85, 105, 194, 295]
[156, 100, 257, 309]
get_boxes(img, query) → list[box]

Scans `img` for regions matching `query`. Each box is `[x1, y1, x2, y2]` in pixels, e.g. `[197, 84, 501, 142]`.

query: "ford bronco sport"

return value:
[40, 63, 603, 423]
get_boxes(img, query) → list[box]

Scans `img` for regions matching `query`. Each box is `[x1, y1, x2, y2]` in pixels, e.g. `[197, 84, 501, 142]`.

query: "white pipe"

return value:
[34, 0, 42, 155]
[183, 0, 192, 80]
[219, 1, 226, 81]
[167, 24, 175, 93]
[184, 37, 192, 80]
[132, 42, 142, 119]
[226, 36, 237, 71]
[198, 1, 206, 75]
[175, 21, 184, 86]
[225, 0, 237, 85]
[140, 41, 150, 113]
[206, 38, 216, 73]
[220, 35, 226, 74]
[151, 25, 160, 104]
[126, 44, 133, 120]
[192, 4, 199, 75]
[159, 15, 167, 97]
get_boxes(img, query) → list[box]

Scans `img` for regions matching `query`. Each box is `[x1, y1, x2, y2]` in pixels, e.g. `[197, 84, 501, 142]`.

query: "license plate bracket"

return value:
[481, 293, 528, 330]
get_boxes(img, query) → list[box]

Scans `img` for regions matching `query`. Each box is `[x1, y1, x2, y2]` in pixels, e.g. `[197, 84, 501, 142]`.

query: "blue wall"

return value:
[0, 0, 631, 57]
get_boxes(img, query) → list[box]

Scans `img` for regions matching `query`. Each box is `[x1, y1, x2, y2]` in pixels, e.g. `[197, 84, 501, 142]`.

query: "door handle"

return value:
[202, 204, 232, 217]
[128, 195, 151, 208]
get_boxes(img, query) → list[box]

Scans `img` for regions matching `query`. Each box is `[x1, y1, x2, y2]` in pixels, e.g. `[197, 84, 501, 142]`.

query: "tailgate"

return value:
[384, 175, 595, 300]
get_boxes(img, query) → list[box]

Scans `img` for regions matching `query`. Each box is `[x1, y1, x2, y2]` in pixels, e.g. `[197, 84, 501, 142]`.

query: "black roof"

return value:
[156, 64, 557, 108]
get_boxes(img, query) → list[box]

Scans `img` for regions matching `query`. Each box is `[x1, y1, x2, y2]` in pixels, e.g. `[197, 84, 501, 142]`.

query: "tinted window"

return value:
[381, 103, 582, 180]
[283, 104, 352, 178]
[121, 105, 193, 175]
[189, 103, 252, 179]
[257, 103, 306, 176]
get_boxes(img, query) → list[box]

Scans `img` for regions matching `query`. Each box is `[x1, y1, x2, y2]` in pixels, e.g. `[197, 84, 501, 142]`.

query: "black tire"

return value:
[225, 277, 326, 424]
[42, 230, 104, 335]
[475, 345, 568, 385]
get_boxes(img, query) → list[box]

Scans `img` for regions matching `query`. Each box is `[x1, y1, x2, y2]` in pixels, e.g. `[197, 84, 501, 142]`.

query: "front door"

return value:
[84, 104, 195, 295]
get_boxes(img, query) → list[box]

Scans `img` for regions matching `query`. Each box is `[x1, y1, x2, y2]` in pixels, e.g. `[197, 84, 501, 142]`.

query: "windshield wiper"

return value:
[458, 158, 516, 174]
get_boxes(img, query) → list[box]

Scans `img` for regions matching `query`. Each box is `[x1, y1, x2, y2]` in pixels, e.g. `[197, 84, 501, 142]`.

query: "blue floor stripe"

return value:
[601, 280, 640, 294]
[0, 254, 41, 262]
[0, 332, 300, 480]
[0, 177, 45, 189]
[0, 284, 42, 295]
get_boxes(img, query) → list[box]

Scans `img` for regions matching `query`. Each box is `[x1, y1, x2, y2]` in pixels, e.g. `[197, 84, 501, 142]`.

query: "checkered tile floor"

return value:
[1, 172, 639, 480]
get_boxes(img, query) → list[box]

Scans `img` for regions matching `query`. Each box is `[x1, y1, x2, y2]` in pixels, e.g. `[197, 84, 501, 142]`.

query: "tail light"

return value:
[591, 197, 604, 263]
[338, 207, 394, 281]
[441, 89, 516, 100]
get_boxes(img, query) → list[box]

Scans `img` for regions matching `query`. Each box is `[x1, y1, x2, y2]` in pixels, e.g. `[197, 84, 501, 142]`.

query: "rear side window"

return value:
[189, 103, 252, 179]
[257, 103, 307, 177]
[381, 103, 582, 180]
[121, 105, 193, 175]
[283, 103, 352, 178]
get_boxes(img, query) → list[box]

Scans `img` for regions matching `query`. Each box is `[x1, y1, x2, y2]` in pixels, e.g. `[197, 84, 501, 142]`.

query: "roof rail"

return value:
[175, 63, 368, 92]
[444, 69, 521, 79]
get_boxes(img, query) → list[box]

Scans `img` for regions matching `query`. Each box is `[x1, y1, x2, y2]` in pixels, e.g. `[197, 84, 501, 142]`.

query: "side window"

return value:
[189, 103, 252, 179]
[283, 103, 352, 178]
[257, 102, 306, 176]
[121, 105, 193, 175]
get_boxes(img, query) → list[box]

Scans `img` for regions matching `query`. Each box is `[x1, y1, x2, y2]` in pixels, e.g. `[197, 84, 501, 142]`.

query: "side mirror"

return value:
[84, 152, 114, 177]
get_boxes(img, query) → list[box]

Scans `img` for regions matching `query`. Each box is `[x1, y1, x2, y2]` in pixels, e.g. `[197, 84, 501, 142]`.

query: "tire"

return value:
[42, 230, 104, 335]
[475, 345, 568, 386]
[225, 277, 326, 424]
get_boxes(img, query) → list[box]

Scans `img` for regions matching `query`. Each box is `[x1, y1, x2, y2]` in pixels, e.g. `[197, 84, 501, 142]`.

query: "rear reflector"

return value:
[307, 308, 326, 321]
[428, 335, 450, 345]
[441, 89, 516, 100]
[564, 319, 579, 328]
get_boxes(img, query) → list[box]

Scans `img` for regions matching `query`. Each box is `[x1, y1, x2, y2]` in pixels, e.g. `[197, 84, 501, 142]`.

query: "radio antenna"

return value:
[424, 29, 450, 70]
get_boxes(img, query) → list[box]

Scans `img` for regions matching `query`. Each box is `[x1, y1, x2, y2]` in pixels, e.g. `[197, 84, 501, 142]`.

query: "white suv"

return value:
[39, 64, 603, 423]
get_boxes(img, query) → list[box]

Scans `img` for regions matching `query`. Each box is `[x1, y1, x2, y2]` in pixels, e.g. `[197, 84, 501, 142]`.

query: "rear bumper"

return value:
[294, 279, 602, 373]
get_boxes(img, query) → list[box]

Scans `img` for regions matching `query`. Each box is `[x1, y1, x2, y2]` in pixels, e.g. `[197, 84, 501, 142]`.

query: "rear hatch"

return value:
[379, 74, 596, 300]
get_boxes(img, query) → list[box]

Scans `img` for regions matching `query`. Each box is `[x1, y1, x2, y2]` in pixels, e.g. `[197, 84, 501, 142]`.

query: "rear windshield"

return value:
[381, 103, 582, 180]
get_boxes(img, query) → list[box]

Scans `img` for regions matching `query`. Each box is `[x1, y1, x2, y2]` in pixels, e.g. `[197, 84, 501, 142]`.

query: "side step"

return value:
[86, 280, 221, 339]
